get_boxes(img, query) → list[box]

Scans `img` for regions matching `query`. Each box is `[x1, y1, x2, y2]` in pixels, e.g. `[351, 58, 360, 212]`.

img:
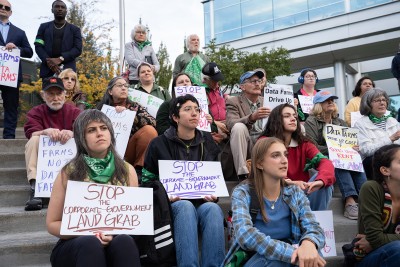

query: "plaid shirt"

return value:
[222, 183, 325, 266]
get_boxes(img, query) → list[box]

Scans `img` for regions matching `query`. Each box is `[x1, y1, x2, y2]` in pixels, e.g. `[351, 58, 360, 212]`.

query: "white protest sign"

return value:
[324, 124, 364, 172]
[0, 46, 20, 88]
[350, 112, 363, 127]
[101, 104, 135, 158]
[35, 136, 77, 198]
[158, 160, 228, 199]
[60, 181, 154, 235]
[263, 84, 294, 127]
[312, 210, 337, 257]
[297, 95, 314, 114]
[128, 88, 163, 118]
[174, 86, 211, 132]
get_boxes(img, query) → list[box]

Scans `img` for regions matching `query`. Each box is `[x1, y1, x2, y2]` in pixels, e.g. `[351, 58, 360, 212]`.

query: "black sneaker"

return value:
[25, 188, 42, 211]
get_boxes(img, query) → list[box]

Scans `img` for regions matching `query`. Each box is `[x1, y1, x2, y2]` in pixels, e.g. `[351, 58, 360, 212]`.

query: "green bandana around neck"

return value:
[368, 113, 391, 123]
[84, 151, 115, 184]
[136, 40, 152, 51]
[184, 55, 207, 86]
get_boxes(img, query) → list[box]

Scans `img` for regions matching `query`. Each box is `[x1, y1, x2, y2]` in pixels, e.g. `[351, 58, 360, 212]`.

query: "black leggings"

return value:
[50, 234, 141, 267]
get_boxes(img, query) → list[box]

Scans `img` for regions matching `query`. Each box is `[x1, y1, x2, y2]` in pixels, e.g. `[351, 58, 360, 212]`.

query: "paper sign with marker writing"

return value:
[263, 84, 294, 127]
[0, 46, 20, 88]
[128, 88, 164, 118]
[35, 136, 77, 198]
[297, 95, 314, 114]
[158, 160, 228, 199]
[174, 86, 211, 132]
[312, 210, 337, 257]
[60, 181, 154, 235]
[101, 104, 135, 158]
[324, 124, 364, 172]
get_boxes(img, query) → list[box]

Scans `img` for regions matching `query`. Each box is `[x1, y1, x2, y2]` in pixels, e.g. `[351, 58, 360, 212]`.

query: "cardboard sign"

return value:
[324, 124, 364, 172]
[35, 136, 77, 198]
[0, 46, 20, 88]
[174, 86, 211, 132]
[350, 112, 363, 127]
[128, 88, 163, 118]
[101, 104, 135, 158]
[263, 84, 294, 127]
[158, 160, 229, 199]
[312, 210, 337, 257]
[60, 181, 154, 235]
[297, 95, 314, 114]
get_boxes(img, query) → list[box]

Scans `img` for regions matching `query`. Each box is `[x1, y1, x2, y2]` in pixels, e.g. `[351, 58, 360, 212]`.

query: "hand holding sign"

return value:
[250, 107, 271, 121]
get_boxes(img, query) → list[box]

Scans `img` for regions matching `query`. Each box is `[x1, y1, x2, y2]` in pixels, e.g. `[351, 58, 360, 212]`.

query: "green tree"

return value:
[155, 42, 172, 89]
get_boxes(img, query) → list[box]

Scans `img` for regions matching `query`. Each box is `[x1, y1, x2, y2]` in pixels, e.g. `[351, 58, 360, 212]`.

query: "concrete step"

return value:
[0, 127, 26, 140]
[0, 231, 56, 267]
[0, 139, 26, 153]
[0, 152, 25, 168]
[0, 185, 30, 207]
[0, 167, 27, 186]
[0, 206, 47, 235]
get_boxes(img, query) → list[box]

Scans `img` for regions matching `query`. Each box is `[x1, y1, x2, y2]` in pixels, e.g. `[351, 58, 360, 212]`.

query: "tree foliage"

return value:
[155, 42, 172, 89]
[205, 39, 292, 93]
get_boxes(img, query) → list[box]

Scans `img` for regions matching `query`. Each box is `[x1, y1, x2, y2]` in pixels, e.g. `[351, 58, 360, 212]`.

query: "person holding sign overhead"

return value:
[142, 94, 224, 267]
[0, 0, 33, 139]
[260, 103, 335, 211]
[47, 109, 141, 267]
[294, 68, 320, 122]
[223, 137, 326, 267]
[305, 91, 367, 219]
[24, 77, 81, 211]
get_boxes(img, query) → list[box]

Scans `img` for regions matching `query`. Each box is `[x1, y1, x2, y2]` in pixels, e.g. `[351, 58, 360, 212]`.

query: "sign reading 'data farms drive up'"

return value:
[158, 160, 228, 199]
[0, 46, 20, 88]
[263, 84, 294, 127]
[60, 181, 154, 235]
[35, 136, 77, 198]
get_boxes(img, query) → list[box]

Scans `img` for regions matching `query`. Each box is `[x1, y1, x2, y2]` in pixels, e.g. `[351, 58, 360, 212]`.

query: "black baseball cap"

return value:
[202, 62, 224, 81]
[42, 77, 65, 91]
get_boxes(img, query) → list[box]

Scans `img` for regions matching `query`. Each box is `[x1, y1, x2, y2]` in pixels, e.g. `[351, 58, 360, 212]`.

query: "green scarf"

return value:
[136, 40, 152, 51]
[184, 55, 207, 86]
[84, 151, 115, 184]
[304, 152, 328, 172]
[141, 168, 159, 184]
[368, 113, 392, 123]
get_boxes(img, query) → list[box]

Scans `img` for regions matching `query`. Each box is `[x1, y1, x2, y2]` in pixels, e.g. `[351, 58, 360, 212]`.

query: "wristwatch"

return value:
[59, 56, 64, 62]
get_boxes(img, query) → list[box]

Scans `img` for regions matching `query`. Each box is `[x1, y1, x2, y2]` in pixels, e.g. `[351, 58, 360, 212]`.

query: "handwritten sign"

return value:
[263, 84, 294, 127]
[324, 124, 364, 172]
[312, 210, 337, 257]
[60, 181, 153, 235]
[0, 46, 20, 88]
[174, 86, 211, 132]
[128, 88, 163, 118]
[101, 104, 135, 158]
[158, 160, 229, 199]
[350, 112, 363, 127]
[297, 95, 314, 114]
[35, 136, 77, 198]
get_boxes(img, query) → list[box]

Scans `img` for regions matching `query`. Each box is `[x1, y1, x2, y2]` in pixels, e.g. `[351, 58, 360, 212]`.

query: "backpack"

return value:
[134, 180, 177, 267]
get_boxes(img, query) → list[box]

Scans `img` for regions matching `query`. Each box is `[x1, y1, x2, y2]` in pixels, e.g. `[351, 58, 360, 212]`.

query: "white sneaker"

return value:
[344, 204, 358, 220]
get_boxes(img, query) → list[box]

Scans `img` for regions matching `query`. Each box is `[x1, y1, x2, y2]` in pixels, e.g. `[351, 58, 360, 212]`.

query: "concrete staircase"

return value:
[0, 129, 54, 267]
[220, 181, 356, 267]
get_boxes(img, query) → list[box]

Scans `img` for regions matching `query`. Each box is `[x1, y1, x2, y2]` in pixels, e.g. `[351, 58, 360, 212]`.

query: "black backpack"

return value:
[134, 180, 177, 267]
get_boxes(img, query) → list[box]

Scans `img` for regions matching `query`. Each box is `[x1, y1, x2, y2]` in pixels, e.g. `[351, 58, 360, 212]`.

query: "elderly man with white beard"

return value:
[24, 77, 81, 211]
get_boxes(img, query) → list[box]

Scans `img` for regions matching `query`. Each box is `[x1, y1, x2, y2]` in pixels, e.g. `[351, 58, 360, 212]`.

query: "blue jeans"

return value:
[244, 253, 295, 267]
[307, 172, 333, 211]
[335, 168, 366, 200]
[171, 200, 225, 267]
[356, 240, 400, 267]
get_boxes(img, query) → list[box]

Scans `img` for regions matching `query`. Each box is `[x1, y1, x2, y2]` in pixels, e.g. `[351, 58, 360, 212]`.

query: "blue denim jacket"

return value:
[222, 183, 325, 266]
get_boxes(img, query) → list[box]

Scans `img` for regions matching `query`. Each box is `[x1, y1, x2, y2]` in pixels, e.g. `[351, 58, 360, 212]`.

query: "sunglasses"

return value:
[0, 4, 11, 11]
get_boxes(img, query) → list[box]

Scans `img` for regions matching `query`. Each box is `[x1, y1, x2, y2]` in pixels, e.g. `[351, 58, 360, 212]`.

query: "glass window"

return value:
[242, 21, 273, 38]
[309, 0, 338, 8]
[214, 4, 241, 33]
[214, 0, 240, 10]
[203, 1, 210, 13]
[273, 0, 308, 19]
[273, 11, 308, 30]
[309, 1, 345, 21]
[241, 0, 272, 27]
[215, 28, 242, 43]
[350, 0, 391, 11]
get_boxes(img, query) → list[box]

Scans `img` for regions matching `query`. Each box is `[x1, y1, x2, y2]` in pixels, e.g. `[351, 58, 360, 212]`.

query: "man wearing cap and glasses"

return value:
[0, 0, 33, 139]
[226, 70, 271, 180]
[34, 0, 82, 78]
[23, 77, 81, 211]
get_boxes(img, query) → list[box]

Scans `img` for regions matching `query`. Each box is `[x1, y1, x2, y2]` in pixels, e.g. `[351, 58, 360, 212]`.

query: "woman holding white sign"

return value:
[97, 76, 158, 176]
[143, 94, 224, 267]
[305, 90, 367, 220]
[47, 109, 141, 267]
[223, 137, 326, 267]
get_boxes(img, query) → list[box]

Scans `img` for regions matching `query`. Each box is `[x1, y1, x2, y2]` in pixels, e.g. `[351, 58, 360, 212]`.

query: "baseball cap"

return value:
[239, 70, 264, 84]
[202, 62, 224, 81]
[42, 77, 65, 91]
[313, 90, 338, 104]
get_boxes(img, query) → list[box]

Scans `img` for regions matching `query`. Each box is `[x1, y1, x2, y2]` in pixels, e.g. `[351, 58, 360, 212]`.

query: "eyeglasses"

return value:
[372, 98, 387, 104]
[246, 79, 262, 85]
[0, 4, 11, 11]
[114, 83, 128, 88]
[182, 106, 201, 113]
[304, 75, 316, 79]
[135, 31, 146, 35]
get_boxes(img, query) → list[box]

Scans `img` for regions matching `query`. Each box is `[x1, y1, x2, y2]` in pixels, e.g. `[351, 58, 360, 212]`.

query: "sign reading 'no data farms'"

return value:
[60, 181, 154, 235]
[128, 88, 164, 118]
[263, 84, 294, 127]
[101, 104, 135, 158]
[0, 46, 20, 88]
[35, 136, 77, 198]
[174, 86, 211, 132]
[158, 160, 229, 199]
[324, 124, 364, 172]
[297, 95, 314, 114]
